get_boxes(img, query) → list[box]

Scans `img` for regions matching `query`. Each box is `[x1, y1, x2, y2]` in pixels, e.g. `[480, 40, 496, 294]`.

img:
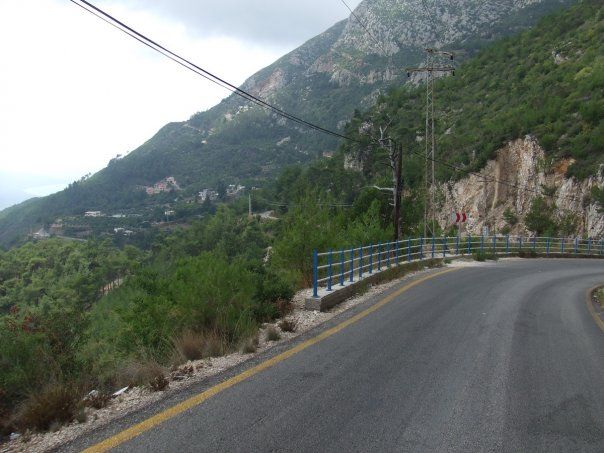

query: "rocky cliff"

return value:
[437, 136, 603, 237]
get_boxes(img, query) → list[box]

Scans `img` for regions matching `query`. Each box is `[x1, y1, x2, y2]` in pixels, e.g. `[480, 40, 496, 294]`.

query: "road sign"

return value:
[454, 212, 467, 223]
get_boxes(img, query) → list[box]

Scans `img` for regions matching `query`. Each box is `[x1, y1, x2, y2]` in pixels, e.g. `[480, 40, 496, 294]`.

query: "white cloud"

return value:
[0, 0, 285, 183]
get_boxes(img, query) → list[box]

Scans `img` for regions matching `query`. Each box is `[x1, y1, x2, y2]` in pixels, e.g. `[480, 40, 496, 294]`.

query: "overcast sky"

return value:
[0, 0, 361, 210]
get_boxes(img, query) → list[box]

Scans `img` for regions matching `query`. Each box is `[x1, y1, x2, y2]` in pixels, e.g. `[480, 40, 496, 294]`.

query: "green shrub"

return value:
[473, 251, 487, 262]
[525, 197, 557, 236]
[503, 208, 518, 226]
[473, 251, 498, 261]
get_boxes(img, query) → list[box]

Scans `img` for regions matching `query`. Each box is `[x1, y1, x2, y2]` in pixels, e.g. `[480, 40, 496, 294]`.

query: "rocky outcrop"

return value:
[437, 136, 603, 237]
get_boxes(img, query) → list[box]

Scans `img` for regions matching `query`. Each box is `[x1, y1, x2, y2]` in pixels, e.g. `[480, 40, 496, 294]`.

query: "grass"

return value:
[75, 407, 87, 424]
[275, 299, 294, 317]
[279, 319, 297, 333]
[266, 326, 281, 342]
[517, 250, 538, 258]
[116, 361, 166, 389]
[173, 330, 205, 361]
[15, 383, 81, 432]
[239, 335, 259, 354]
[472, 251, 499, 261]
[201, 331, 230, 358]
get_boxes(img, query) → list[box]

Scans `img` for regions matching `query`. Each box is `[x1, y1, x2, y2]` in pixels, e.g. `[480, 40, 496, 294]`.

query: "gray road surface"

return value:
[67, 259, 604, 452]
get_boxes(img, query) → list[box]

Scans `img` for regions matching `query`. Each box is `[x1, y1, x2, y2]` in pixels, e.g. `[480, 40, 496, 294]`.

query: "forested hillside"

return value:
[0, 0, 574, 248]
[343, 0, 603, 182]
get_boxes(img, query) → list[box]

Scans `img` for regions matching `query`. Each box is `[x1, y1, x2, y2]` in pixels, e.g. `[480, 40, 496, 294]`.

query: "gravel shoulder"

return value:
[589, 286, 604, 327]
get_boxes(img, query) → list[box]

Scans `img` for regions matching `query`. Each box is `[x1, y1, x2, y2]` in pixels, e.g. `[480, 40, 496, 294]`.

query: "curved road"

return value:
[71, 259, 603, 452]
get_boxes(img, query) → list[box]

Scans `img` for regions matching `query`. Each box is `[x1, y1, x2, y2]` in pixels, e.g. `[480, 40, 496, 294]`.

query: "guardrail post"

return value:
[442, 236, 446, 258]
[327, 249, 333, 292]
[312, 249, 318, 298]
[561, 237, 564, 254]
[588, 238, 592, 255]
[339, 249, 345, 286]
[467, 234, 471, 254]
[546, 237, 550, 256]
[407, 237, 411, 262]
[395, 240, 399, 265]
[456, 235, 459, 255]
[480, 235, 484, 253]
[369, 244, 373, 274]
[349, 247, 354, 282]
[519, 236, 523, 251]
[387, 241, 391, 267]
[431, 236, 435, 259]
[506, 235, 509, 254]
[420, 236, 424, 259]
[493, 235, 497, 255]
[377, 242, 382, 271]
[600, 239, 603, 256]
[533, 236, 537, 252]
[359, 246, 363, 279]
[574, 237, 578, 254]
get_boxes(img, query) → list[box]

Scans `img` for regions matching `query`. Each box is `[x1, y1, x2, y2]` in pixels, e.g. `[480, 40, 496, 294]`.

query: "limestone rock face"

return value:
[437, 136, 603, 237]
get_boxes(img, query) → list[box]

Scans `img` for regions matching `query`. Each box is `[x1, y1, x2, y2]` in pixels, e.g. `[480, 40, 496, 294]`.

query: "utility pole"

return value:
[407, 48, 455, 238]
[394, 142, 403, 242]
[377, 123, 403, 243]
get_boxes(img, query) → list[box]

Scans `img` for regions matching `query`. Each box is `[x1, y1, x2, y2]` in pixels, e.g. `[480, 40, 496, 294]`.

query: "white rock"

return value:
[112, 386, 129, 398]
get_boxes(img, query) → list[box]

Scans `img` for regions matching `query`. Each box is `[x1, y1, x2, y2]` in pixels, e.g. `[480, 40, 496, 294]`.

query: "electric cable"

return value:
[70, 0, 589, 206]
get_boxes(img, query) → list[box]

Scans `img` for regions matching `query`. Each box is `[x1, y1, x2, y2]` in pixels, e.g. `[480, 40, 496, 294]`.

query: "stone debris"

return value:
[111, 386, 129, 398]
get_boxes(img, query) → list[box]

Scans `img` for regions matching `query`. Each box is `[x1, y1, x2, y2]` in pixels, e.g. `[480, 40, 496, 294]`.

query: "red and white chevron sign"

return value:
[454, 212, 467, 223]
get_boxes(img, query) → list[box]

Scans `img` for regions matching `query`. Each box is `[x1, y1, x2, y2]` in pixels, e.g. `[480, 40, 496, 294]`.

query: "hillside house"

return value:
[145, 176, 181, 195]
[226, 184, 245, 197]
[33, 228, 50, 239]
[199, 189, 219, 202]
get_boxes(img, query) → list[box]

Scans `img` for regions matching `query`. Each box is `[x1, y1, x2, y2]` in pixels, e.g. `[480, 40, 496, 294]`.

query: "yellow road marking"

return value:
[83, 267, 458, 452]
[586, 285, 604, 333]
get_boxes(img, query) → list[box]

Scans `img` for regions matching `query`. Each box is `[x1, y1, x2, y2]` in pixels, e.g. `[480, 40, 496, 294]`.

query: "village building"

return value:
[199, 189, 219, 202]
[145, 176, 181, 195]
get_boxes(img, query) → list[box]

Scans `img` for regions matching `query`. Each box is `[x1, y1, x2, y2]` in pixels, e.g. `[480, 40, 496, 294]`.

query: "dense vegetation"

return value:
[342, 0, 603, 183]
[0, 162, 396, 433]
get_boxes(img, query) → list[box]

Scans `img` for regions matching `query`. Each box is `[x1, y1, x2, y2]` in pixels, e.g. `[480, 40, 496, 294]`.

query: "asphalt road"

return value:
[72, 259, 604, 452]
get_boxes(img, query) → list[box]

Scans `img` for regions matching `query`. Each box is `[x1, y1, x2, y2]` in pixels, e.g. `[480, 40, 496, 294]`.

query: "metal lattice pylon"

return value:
[407, 48, 455, 237]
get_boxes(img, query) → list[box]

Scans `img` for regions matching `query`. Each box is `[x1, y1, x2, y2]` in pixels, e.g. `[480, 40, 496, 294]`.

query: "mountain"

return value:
[340, 0, 603, 236]
[0, 0, 575, 248]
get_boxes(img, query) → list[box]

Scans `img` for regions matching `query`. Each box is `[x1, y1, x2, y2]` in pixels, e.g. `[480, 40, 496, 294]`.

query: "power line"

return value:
[69, 0, 355, 144]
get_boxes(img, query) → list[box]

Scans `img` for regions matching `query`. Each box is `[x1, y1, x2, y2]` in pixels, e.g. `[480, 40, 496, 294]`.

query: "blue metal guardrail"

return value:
[312, 235, 604, 298]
